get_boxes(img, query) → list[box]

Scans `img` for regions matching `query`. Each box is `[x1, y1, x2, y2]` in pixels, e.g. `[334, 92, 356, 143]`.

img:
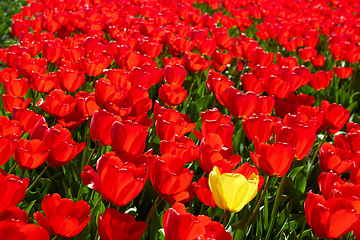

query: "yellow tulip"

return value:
[209, 166, 259, 212]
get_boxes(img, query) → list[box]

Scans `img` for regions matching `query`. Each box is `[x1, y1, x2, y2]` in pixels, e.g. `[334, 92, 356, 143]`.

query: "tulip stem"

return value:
[241, 176, 272, 239]
[145, 196, 163, 225]
[31, 91, 40, 110]
[26, 165, 49, 193]
[51, 236, 57, 240]
[305, 131, 328, 179]
[85, 144, 99, 167]
[8, 162, 18, 174]
[94, 230, 99, 240]
[221, 211, 230, 227]
[265, 175, 286, 240]
[219, 210, 227, 224]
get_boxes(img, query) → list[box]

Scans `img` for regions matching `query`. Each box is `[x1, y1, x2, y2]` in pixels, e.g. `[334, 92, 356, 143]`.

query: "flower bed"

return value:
[1, 0, 360, 239]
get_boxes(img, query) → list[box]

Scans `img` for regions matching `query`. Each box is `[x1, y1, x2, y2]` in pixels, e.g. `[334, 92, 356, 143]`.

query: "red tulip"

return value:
[147, 154, 193, 203]
[196, 108, 234, 147]
[212, 51, 233, 72]
[321, 101, 350, 134]
[242, 114, 276, 143]
[111, 120, 148, 156]
[275, 123, 316, 160]
[0, 137, 17, 166]
[75, 91, 100, 119]
[159, 84, 188, 106]
[274, 93, 315, 118]
[212, 26, 233, 49]
[0, 169, 29, 213]
[183, 52, 211, 73]
[250, 140, 295, 177]
[2, 94, 31, 113]
[34, 193, 91, 238]
[14, 138, 50, 170]
[0, 116, 23, 140]
[36, 89, 76, 119]
[304, 191, 357, 239]
[164, 64, 187, 86]
[141, 39, 162, 58]
[155, 103, 195, 141]
[192, 177, 216, 207]
[43, 40, 64, 63]
[81, 152, 147, 207]
[255, 95, 275, 115]
[220, 87, 258, 119]
[333, 67, 353, 79]
[0, 207, 49, 240]
[160, 136, 199, 163]
[309, 70, 333, 91]
[98, 208, 147, 240]
[12, 107, 45, 133]
[298, 47, 317, 62]
[319, 143, 354, 174]
[90, 109, 122, 146]
[32, 124, 85, 167]
[3, 78, 29, 97]
[163, 202, 205, 240]
[163, 202, 232, 240]
[197, 38, 217, 56]
[199, 133, 241, 174]
[265, 76, 292, 99]
[30, 72, 57, 93]
[310, 55, 325, 68]
[317, 171, 345, 199]
[131, 66, 163, 90]
[82, 54, 112, 77]
[58, 66, 86, 92]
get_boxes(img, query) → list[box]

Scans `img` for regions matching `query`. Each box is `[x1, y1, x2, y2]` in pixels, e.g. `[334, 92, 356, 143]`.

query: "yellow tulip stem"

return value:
[265, 175, 286, 240]
[219, 210, 228, 224]
[241, 176, 272, 239]
[211, 207, 215, 220]
[222, 211, 230, 227]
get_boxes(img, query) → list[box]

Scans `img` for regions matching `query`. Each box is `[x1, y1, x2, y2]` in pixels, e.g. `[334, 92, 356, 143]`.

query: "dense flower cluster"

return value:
[0, 0, 360, 238]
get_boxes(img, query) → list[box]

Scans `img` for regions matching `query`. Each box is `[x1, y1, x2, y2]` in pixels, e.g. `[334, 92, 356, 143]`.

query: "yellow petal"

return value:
[209, 167, 259, 212]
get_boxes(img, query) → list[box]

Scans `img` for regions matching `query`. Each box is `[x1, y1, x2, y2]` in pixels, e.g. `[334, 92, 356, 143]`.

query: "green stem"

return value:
[85, 144, 99, 167]
[51, 236, 57, 240]
[26, 165, 49, 193]
[94, 230, 99, 240]
[182, 72, 198, 114]
[305, 131, 328, 179]
[265, 175, 286, 240]
[31, 91, 40, 110]
[297, 214, 307, 239]
[8, 162, 18, 174]
[219, 210, 227, 224]
[236, 63, 247, 90]
[145, 196, 163, 225]
[241, 176, 272, 239]
[221, 211, 230, 227]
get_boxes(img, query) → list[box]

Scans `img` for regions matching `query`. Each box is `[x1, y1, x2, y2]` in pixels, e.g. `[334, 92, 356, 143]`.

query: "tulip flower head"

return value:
[209, 166, 259, 212]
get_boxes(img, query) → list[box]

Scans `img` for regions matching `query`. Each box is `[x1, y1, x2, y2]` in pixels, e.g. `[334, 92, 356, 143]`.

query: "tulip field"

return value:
[2, 0, 360, 239]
